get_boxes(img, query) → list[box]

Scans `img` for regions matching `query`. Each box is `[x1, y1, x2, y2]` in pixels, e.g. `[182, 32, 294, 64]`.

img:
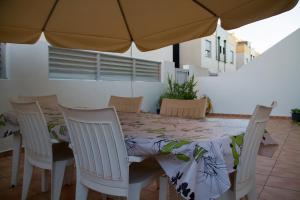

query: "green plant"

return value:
[291, 108, 300, 114]
[159, 75, 198, 105]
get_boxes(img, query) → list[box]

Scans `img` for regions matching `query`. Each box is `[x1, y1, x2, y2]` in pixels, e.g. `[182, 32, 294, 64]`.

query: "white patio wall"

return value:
[0, 39, 174, 152]
[197, 29, 300, 116]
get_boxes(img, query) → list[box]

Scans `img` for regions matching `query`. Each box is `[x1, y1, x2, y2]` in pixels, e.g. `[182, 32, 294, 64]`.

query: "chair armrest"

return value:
[128, 156, 146, 163]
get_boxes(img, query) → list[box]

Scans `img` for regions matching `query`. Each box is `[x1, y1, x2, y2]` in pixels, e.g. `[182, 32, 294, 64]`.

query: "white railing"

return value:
[49, 46, 161, 82]
[175, 68, 189, 84]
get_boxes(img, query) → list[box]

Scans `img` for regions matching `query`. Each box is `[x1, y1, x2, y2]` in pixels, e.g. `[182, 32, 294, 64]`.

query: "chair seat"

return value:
[52, 142, 74, 162]
[129, 163, 161, 185]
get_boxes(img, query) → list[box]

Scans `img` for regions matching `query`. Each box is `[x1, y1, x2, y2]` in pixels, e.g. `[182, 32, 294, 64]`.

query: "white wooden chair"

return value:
[18, 94, 59, 111]
[61, 106, 161, 200]
[10, 95, 61, 187]
[217, 103, 274, 200]
[108, 96, 143, 113]
[160, 97, 207, 119]
[10, 100, 74, 200]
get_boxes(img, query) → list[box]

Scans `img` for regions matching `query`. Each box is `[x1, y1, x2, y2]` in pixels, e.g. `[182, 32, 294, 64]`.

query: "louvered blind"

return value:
[49, 46, 161, 82]
[0, 43, 6, 79]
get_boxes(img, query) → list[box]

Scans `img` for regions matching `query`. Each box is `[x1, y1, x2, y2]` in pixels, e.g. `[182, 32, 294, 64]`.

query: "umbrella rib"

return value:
[42, 0, 60, 31]
[192, 0, 218, 17]
[117, 0, 133, 41]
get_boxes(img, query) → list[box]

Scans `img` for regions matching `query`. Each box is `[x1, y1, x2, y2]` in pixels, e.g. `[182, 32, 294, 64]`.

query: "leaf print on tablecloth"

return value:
[59, 125, 67, 136]
[48, 122, 60, 139]
[47, 123, 56, 133]
[230, 133, 244, 169]
[161, 139, 191, 154]
[51, 130, 59, 140]
[193, 145, 207, 162]
[176, 153, 190, 162]
[171, 171, 183, 185]
[176, 182, 194, 200]
[0, 114, 6, 128]
[195, 143, 230, 198]
[160, 139, 191, 162]
[125, 136, 137, 152]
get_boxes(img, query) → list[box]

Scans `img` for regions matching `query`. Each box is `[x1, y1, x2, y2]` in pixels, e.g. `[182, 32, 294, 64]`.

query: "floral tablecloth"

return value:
[0, 110, 277, 200]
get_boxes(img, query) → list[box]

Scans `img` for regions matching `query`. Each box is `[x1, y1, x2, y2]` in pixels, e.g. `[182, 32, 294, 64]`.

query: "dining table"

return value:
[0, 108, 278, 200]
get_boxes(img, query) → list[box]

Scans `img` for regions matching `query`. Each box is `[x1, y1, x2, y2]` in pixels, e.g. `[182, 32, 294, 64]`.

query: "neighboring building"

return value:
[180, 25, 258, 76]
[236, 41, 260, 69]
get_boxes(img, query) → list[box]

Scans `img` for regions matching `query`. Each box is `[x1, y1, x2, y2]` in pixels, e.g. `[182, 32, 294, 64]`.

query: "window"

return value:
[204, 40, 212, 58]
[230, 50, 234, 64]
[48, 46, 161, 82]
[0, 43, 7, 79]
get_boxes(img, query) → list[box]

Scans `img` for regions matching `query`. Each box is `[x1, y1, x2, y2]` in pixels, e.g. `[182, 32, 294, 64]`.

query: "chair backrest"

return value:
[160, 97, 207, 119]
[10, 100, 53, 169]
[236, 103, 274, 188]
[18, 95, 59, 111]
[108, 95, 143, 113]
[61, 106, 129, 197]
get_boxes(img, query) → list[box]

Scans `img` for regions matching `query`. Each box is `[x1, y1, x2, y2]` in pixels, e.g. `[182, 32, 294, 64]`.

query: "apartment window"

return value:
[48, 46, 161, 82]
[230, 50, 234, 64]
[205, 40, 212, 58]
[0, 43, 7, 79]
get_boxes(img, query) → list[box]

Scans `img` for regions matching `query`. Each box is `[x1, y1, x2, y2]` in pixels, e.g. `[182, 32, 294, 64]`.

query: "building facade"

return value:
[236, 41, 260, 69]
[180, 25, 258, 76]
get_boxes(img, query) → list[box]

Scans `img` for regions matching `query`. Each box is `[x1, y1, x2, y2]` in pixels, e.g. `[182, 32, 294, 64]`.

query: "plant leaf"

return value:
[176, 153, 190, 162]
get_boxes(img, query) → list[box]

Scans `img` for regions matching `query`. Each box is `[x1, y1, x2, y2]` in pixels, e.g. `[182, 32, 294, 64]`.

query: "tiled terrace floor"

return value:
[0, 118, 299, 200]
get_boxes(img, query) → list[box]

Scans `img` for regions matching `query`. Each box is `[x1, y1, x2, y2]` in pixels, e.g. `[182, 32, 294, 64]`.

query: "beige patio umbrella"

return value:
[0, 0, 298, 52]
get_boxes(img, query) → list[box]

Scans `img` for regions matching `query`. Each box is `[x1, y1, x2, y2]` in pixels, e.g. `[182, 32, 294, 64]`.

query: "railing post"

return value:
[132, 59, 136, 81]
[96, 53, 101, 81]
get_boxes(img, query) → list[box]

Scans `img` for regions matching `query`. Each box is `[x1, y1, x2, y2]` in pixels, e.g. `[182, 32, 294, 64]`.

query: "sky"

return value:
[228, 3, 300, 53]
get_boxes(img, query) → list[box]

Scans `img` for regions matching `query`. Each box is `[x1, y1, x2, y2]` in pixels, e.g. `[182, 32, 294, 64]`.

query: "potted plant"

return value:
[291, 108, 300, 122]
[157, 75, 212, 114]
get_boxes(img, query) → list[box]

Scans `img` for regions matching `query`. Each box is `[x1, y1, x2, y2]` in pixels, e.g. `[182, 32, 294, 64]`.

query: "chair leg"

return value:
[21, 157, 33, 200]
[63, 164, 73, 186]
[128, 184, 142, 200]
[51, 161, 67, 200]
[75, 168, 88, 200]
[247, 185, 257, 200]
[41, 169, 49, 192]
[159, 176, 169, 200]
[11, 133, 21, 187]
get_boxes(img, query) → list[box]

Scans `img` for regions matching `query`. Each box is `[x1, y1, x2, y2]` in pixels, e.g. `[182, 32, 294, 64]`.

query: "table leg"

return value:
[159, 176, 169, 200]
[11, 132, 21, 187]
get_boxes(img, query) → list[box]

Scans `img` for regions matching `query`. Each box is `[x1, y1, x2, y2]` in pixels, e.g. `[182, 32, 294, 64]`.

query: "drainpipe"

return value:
[173, 44, 180, 68]
[223, 40, 226, 72]
[217, 36, 220, 72]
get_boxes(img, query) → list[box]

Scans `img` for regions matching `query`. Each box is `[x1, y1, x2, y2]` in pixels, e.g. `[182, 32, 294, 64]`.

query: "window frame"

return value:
[230, 50, 234, 64]
[204, 40, 212, 58]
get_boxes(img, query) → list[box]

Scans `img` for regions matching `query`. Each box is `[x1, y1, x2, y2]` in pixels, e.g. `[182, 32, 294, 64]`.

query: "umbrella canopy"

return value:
[0, 0, 298, 52]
